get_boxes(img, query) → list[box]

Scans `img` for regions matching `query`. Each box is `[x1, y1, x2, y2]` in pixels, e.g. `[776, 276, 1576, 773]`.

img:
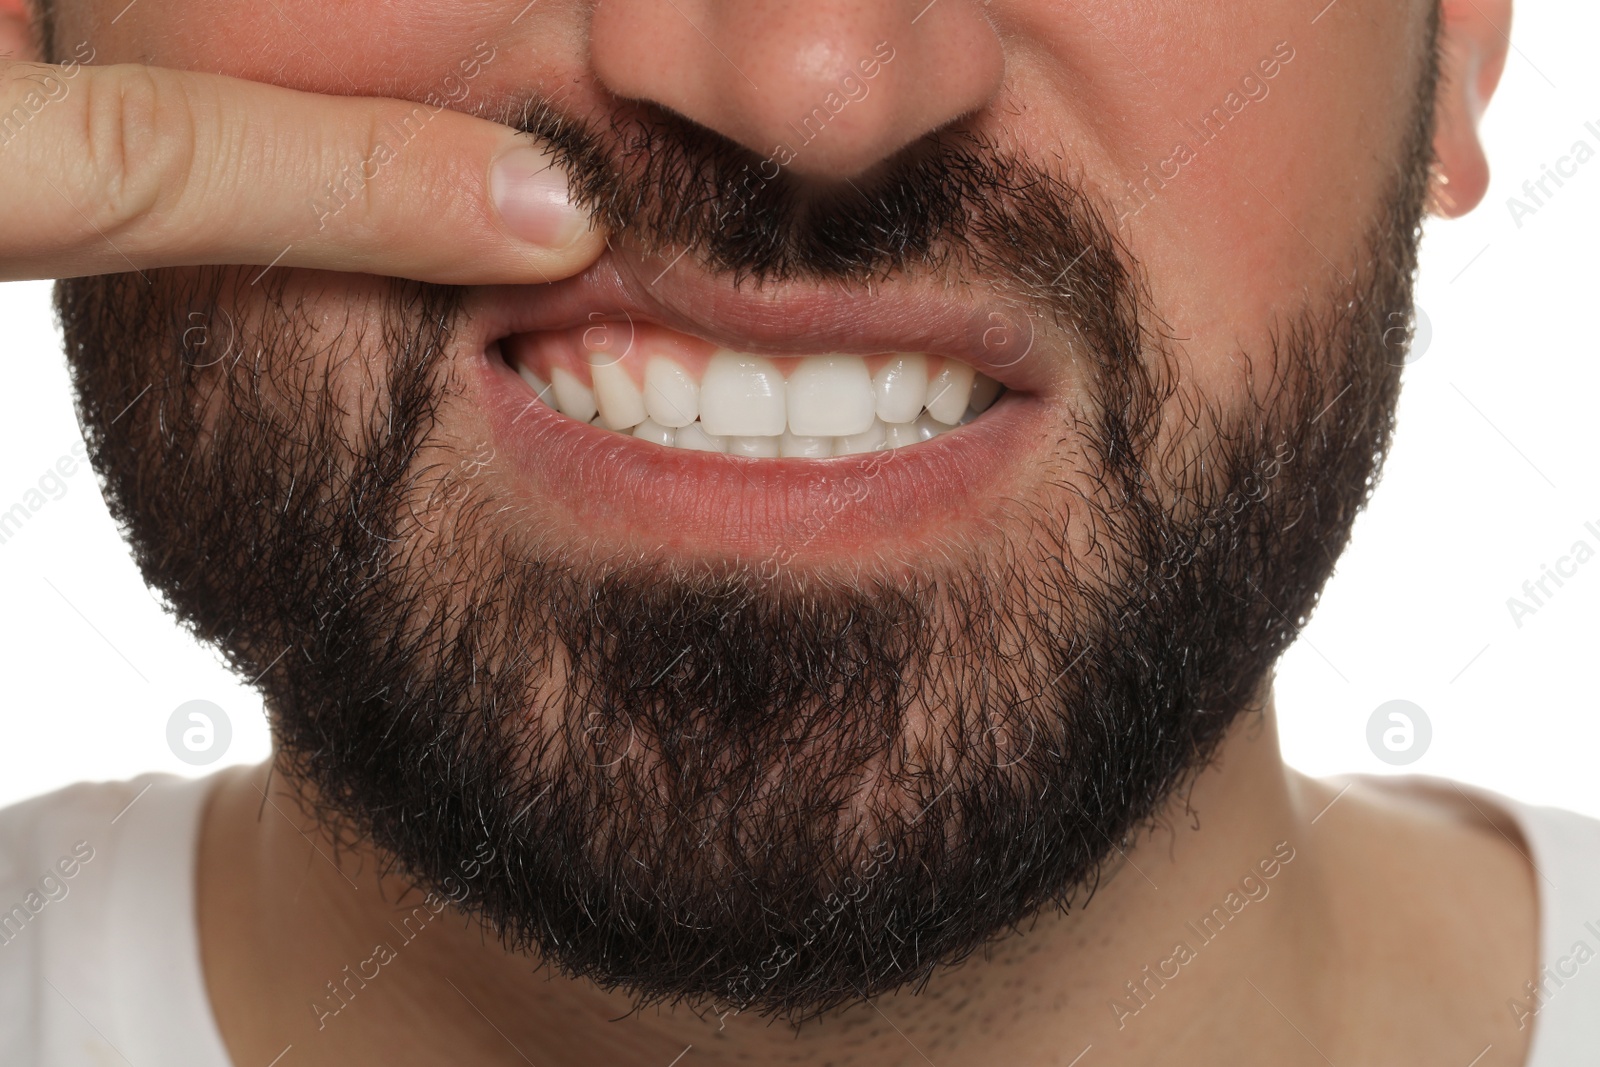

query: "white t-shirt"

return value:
[0, 771, 1596, 1065]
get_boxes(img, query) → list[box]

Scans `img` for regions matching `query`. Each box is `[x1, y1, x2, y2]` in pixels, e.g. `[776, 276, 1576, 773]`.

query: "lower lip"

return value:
[475, 343, 1053, 563]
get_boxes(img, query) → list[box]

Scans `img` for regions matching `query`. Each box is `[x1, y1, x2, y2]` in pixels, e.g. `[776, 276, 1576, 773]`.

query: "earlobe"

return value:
[1429, 0, 1512, 218]
[0, 0, 42, 62]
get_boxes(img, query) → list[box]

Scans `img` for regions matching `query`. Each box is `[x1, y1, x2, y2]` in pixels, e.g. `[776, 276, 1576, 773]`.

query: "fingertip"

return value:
[490, 142, 592, 249]
[483, 139, 607, 283]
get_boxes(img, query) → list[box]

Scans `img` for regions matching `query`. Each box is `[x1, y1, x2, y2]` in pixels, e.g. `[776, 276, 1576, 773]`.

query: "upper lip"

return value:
[473, 248, 1059, 395]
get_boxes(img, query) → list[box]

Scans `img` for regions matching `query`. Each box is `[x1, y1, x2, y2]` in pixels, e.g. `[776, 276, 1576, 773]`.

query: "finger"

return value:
[0, 60, 607, 284]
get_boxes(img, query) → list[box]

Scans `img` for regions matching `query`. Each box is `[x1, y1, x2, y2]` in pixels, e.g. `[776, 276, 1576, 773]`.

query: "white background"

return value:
[0, 4, 1596, 815]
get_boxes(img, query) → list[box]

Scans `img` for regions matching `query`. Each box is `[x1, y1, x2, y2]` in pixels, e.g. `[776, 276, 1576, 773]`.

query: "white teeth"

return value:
[700, 351, 786, 437]
[551, 367, 598, 423]
[644, 357, 699, 428]
[674, 422, 727, 453]
[728, 435, 780, 458]
[873, 354, 928, 425]
[969, 372, 1002, 414]
[925, 360, 975, 425]
[516, 364, 556, 406]
[590, 358, 647, 430]
[518, 347, 1006, 456]
[882, 420, 923, 450]
[632, 418, 676, 446]
[780, 431, 833, 458]
[787, 355, 875, 436]
[834, 418, 887, 456]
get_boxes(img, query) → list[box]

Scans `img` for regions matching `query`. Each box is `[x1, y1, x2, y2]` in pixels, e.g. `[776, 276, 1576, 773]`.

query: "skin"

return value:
[0, 2, 608, 280]
[197, 704, 1539, 1066]
[5, 0, 1535, 1063]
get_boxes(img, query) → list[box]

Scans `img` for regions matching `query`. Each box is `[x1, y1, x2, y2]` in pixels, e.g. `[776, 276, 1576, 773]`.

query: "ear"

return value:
[1429, 0, 1513, 217]
[0, 0, 41, 61]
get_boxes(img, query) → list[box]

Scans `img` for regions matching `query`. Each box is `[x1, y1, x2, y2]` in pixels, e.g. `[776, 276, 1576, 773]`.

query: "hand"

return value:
[0, 51, 605, 284]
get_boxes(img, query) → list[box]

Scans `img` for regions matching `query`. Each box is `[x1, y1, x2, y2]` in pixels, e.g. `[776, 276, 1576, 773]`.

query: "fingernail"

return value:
[490, 145, 587, 249]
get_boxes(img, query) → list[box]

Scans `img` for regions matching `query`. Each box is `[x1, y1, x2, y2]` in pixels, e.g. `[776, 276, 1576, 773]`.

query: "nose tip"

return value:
[589, 0, 1005, 178]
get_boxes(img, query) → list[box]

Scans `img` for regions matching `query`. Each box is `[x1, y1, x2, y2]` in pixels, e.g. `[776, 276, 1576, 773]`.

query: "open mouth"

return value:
[468, 255, 1055, 556]
[495, 321, 1007, 458]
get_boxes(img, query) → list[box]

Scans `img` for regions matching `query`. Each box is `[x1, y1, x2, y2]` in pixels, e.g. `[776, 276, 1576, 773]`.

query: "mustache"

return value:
[497, 97, 1146, 350]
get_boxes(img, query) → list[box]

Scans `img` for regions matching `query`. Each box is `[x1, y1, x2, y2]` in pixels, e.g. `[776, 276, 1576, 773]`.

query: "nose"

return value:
[589, 0, 1006, 178]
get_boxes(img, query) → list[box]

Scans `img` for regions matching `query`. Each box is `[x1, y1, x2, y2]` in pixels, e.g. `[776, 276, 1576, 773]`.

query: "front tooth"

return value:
[516, 363, 556, 406]
[787, 356, 875, 436]
[925, 360, 975, 425]
[590, 358, 647, 430]
[700, 351, 786, 437]
[779, 431, 832, 458]
[883, 415, 943, 448]
[632, 418, 676, 446]
[728, 435, 780, 458]
[674, 422, 727, 453]
[550, 367, 597, 423]
[873, 354, 928, 424]
[968, 372, 1002, 414]
[882, 420, 922, 450]
[834, 418, 886, 456]
[644, 357, 699, 428]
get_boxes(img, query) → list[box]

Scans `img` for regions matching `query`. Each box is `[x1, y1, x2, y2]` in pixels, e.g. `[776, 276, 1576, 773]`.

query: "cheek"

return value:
[1004, 0, 1427, 402]
[230, 273, 418, 425]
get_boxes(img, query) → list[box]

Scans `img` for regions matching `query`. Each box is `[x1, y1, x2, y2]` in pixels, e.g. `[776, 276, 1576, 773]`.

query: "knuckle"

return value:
[76, 65, 196, 240]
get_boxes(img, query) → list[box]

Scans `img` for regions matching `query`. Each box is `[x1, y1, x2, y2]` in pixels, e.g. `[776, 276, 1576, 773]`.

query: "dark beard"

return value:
[54, 40, 1435, 1023]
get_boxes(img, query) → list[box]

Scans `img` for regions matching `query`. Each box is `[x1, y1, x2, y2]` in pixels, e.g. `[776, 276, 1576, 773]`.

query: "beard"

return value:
[55, 34, 1436, 1023]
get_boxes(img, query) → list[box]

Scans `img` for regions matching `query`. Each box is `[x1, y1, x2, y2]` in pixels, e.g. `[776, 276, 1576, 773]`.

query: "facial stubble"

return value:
[56, 37, 1435, 1022]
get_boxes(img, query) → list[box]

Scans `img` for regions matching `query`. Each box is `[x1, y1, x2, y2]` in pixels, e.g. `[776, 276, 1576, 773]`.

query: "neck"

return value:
[199, 699, 1346, 1066]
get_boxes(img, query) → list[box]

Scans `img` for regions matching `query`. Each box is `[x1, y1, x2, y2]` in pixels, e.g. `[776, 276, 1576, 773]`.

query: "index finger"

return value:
[0, 59, 606, 284]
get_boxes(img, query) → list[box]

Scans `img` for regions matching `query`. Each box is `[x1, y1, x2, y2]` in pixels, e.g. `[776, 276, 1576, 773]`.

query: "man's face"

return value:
[53, 0, 1436, 1020]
